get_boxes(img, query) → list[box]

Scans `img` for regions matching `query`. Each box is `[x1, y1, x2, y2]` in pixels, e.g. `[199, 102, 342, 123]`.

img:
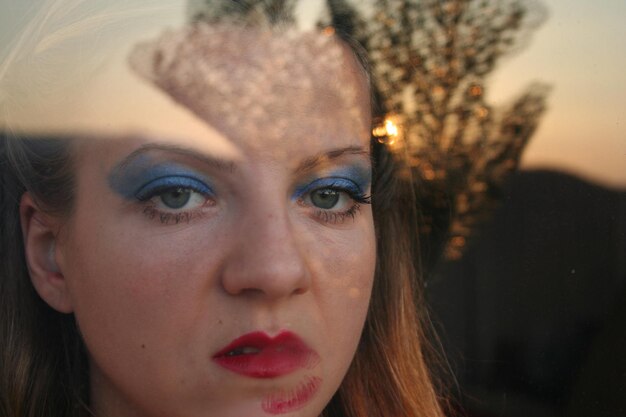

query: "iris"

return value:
[311, 189, 340, 209]
[159, 188, 192, 209]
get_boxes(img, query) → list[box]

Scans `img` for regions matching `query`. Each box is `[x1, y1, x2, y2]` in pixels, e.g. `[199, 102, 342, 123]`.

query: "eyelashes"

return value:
[133, 174, 371, 226]
[135, 175, 214, 201]
[134, 175, 216, 225]
[294, 177, 371, 225]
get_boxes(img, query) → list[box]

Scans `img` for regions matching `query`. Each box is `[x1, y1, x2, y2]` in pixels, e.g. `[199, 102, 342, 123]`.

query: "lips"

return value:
[212, 331, 319, 378]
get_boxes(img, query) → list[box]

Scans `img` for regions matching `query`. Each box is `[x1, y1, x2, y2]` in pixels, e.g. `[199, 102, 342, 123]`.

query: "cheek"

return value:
[62, 204, 225, 376]
[305, 213, 376, 370]
[311, 209, 376, 294]
[61, 214, 232, 413]
[65, 221, 217, 331]
[316, 237, 375, 313]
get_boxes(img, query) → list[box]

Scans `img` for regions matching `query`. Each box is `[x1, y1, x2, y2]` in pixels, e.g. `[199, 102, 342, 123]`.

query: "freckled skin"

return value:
[55, 26, 376, 417]
[129, 24, 371, 151]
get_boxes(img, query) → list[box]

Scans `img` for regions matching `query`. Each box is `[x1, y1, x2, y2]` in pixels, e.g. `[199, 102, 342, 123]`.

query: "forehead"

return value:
[128, 24, 372, 155]
[5, 15, 373, 162]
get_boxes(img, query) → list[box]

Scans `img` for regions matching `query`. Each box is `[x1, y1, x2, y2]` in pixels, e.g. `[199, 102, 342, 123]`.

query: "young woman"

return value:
[0, 3, 446, 417]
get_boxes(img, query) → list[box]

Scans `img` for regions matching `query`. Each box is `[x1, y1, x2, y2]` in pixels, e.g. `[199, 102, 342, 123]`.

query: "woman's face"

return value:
[53, 28, 376, 417]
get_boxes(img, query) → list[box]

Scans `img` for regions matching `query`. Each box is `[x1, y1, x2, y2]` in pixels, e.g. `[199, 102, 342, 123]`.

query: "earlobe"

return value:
[20, 193, 74, 314]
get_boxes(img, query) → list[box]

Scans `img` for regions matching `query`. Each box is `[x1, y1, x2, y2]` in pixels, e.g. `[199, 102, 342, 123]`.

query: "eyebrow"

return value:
[117, 143, 237, 173]
[294, 146, 370, 175]
[116, 143, 369, 175]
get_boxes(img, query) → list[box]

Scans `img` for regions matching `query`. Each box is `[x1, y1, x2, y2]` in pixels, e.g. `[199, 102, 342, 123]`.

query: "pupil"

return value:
[312, 189, 339, 209]
[160, 188, 191, 209]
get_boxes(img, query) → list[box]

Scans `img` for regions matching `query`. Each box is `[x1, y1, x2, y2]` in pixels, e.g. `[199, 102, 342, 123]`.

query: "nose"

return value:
[220, 203, 311, 300]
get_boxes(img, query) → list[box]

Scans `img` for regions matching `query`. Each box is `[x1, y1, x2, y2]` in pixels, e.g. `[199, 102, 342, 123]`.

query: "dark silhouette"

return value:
[427, 170, 626, 417]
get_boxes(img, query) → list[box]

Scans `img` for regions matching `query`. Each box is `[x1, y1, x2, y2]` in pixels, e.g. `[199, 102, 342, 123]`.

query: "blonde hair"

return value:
[330, 140, 446, 417]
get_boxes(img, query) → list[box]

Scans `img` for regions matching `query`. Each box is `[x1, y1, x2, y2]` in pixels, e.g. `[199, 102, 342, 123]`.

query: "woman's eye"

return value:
[310, 189, 341, 209]
[133, 175, 216, 224]
[297, 177, 372, 223]
[158, 188, 193, 209]
[304, 187, 352, 212]
[301, 183, 371, 225]
[152, 187, 209, 211]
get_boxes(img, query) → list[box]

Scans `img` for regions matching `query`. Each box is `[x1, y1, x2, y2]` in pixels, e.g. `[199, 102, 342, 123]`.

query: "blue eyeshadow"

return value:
[134, 175, 213, 201]
[292, 164, 372, 200]
[108, 156, 214, 200]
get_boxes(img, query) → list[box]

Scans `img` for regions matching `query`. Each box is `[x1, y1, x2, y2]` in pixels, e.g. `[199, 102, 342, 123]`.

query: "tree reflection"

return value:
[324, 0, 550, 265]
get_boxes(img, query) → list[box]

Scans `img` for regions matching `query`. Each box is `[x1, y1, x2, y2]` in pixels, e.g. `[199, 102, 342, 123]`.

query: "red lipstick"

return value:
[212, 331, 319, 378]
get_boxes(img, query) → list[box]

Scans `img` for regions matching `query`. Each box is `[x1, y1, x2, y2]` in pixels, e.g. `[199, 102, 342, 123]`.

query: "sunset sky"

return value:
[487, 0, 626, 189]
[1, 0, 624, 188]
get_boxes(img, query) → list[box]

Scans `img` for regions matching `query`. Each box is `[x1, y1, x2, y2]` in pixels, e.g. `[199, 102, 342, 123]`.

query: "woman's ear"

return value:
[20, 192, 74, 313]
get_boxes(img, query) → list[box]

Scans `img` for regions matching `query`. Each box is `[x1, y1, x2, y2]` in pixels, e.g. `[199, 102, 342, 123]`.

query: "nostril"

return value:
[292, 287, 307, 295]
[220, 249, 311, 299]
